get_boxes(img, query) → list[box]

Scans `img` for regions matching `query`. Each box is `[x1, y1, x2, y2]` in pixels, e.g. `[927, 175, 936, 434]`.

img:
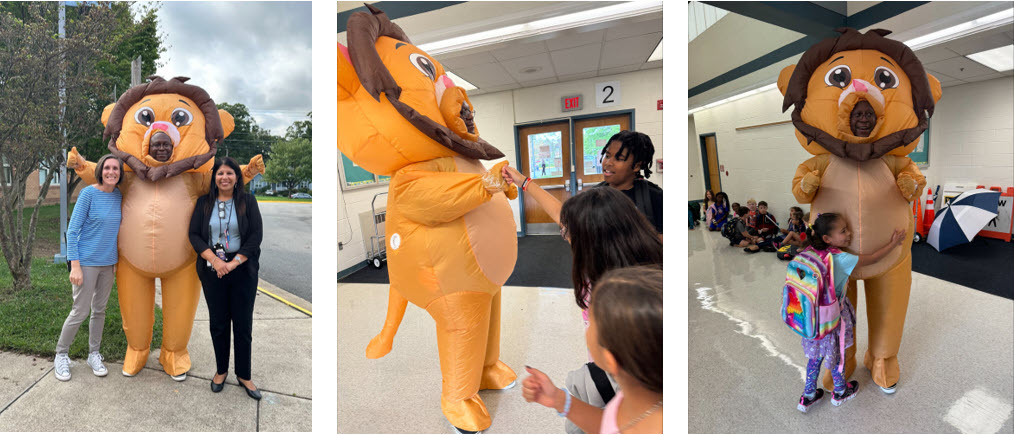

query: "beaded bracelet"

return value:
[557, 387, 573, 417]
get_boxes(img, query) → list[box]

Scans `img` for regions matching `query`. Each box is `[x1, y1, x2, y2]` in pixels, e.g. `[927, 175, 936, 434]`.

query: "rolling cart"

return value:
[368, 192, 388, 269]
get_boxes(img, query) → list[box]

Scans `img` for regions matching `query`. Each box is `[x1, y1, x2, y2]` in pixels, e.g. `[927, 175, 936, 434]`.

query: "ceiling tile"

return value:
[470, 83, 518, 96]
[924, 56, 997, 80]
[965, 71, 1008, 83]
[521, 77, 559, 88]
[491, 39, 548, 61]
[914, 45, 960, 65]
[939, 79, 967, 88]
[924, 69, 956, 82]
[640, 59, 663, 70]
[605, 17, 663, 40]
[598, 64, 641, 76]
[501, 52, 557, 81]
[545, 29, 605, 51]
[452, 62, 518, 88]
[439, 51, 497, 69]
[600, 33, 661, 69]
[557, 71, 598, 82]
[550, 44, 602, 76]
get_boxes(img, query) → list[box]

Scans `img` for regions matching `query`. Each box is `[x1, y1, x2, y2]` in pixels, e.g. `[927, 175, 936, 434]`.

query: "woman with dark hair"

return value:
[53, 154, 123, 382]
[188, 157, 264, 400]
[707, 192, 730, 231]
[502, 130, 663, 236]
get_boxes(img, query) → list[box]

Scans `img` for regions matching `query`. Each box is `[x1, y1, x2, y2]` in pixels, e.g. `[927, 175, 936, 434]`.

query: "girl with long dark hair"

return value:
[188, 157, 264, 400]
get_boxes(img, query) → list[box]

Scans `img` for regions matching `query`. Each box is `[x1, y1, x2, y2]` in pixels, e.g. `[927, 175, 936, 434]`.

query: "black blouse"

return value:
[188, 192, 263, 271]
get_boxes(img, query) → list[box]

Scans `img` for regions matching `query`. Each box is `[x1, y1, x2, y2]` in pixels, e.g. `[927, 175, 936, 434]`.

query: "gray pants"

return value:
[55, 265, 114, 354]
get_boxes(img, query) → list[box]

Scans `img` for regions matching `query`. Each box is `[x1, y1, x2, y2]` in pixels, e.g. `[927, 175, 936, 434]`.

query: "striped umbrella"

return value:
[927, 189, 1001, 252]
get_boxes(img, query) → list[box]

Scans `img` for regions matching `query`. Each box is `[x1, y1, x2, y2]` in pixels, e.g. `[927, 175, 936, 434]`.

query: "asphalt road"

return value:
[258, 201, 312, 302]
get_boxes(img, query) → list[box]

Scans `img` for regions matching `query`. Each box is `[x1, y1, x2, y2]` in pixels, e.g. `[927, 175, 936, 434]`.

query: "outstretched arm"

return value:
[857, 228, 906, 268]
[883, 155, 926, 202]
[791, 154, 831, 204]
[66, 147, 97, 185]
[240, 154, 265, 185]
[502, 165, 562, 226]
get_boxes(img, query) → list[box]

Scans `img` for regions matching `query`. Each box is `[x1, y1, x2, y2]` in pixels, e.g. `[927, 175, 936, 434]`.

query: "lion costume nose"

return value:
[441, 75, 455, 89]
[852, 79, 867, 93]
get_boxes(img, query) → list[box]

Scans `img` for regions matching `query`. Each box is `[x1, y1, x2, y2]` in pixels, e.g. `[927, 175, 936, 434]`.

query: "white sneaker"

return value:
[53, 354, 71, 381]
[880, 382, 898, 394]
[170, 372, 187, 382]
[86, 352, 108, 377]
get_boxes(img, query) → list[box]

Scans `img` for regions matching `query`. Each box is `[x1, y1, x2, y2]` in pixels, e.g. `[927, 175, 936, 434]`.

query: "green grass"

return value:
[0, 256, 164, 361]
[19, 203, 69, 257]
[255, 195, 311, 203]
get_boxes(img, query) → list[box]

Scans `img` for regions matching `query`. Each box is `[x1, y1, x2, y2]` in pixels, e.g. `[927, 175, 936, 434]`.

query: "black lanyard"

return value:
[217, 199, 234, 250]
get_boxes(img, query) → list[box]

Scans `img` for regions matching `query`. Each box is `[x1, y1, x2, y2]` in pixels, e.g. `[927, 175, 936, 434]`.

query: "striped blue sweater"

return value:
[67, 185, 121, 266]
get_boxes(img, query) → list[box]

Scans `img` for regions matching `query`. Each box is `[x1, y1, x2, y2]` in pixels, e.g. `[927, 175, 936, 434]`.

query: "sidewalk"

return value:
[0, 279, 312, 431]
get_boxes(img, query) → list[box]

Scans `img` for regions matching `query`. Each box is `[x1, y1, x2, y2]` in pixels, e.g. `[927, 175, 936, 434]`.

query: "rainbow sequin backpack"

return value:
[781, 247, 841, 340]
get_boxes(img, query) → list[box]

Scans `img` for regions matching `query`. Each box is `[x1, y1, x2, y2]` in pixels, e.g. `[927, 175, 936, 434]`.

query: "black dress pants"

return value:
[197, 258, 257, 380]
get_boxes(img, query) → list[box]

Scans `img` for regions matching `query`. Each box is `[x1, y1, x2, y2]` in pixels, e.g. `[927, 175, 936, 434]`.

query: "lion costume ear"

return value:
[927, 73, 943, 104]
[218, 109, 235, 139]
[777, 64, 795, 97]
[101, 103, 115, 127]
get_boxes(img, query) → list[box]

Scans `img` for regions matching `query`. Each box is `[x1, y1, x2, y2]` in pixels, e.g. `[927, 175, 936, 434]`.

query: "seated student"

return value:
[730, 202, 741, 216]
[730, 206, 761, 248]
[502, 130, 662, 237]
[745, 201, 782, 253]
[707, 192, 730, 231]
[781, 207, 808, 247]
[744, 199, 759, 232]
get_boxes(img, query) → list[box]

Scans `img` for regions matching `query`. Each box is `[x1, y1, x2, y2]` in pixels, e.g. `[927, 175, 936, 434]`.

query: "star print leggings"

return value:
[804, 358, 845, 395]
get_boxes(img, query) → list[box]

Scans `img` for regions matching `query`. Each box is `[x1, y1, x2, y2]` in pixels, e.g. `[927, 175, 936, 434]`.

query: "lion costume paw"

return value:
[897, 173, 918, 200]
[801, 170, 822, 194]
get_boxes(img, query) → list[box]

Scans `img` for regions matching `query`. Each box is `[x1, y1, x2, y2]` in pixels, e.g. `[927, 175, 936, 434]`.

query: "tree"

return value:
[285, 112, 311, 141]
[264, 138, 312, 195]
[217, 102, 278, 163]
[66, 2, 166, 193]
[0, 2, 120, 293]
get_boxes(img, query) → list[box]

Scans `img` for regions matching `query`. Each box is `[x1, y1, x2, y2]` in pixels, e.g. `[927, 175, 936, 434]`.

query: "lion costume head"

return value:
[338, 5, 503, 176]
[102, 76, 235, 181]
[778, 28, 943, 161]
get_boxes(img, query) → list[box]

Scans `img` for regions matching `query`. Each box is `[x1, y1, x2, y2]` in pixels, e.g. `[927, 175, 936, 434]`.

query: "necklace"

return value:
[618, 400, 662, 433]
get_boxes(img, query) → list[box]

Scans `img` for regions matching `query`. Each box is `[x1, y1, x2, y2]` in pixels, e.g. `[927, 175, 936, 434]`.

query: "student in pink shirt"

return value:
[523, 266, 663, 434]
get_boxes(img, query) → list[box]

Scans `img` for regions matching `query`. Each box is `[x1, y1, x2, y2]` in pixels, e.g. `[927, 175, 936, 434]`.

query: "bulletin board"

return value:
[908, 121, 930, 167]
[340, 152, 389, 191]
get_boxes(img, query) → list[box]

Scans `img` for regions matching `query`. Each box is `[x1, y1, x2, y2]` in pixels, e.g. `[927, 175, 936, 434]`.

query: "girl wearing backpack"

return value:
[795, 213, 904, 412]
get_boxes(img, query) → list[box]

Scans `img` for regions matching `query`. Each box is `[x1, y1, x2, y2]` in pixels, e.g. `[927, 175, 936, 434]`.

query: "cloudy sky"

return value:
[145, 2, 311, 135]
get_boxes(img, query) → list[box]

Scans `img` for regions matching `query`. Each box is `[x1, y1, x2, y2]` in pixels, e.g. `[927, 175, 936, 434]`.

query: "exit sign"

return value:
[562, 95, 582, 112]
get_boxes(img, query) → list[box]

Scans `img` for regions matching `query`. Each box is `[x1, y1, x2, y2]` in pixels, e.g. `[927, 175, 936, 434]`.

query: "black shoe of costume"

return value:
[452, 426, 479, 434]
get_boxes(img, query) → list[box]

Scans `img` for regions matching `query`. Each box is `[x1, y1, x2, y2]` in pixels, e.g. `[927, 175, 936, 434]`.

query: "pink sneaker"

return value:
[831, 381, 859, 406]
[797, 388, 824, 413]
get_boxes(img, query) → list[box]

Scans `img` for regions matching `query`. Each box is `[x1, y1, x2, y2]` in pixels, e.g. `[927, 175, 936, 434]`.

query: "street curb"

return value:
[258, 279, 312, 316]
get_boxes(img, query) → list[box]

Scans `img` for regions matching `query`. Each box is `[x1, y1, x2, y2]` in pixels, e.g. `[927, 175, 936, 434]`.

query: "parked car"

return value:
[290, 193, 311, 199]
[264, 189, 275, 196]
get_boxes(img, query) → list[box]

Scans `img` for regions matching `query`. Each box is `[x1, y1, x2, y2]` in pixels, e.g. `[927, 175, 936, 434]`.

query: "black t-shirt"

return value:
[596, 179, 663, 234]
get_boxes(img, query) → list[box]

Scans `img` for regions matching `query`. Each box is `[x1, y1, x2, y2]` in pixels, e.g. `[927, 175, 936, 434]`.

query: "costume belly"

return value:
[812, 156, 911, 279]
[385, 158, 518, 307]
[119, 177, 197, 275]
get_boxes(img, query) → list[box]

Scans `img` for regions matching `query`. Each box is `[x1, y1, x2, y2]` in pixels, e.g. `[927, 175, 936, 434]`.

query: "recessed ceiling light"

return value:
[520, 66, 543, 74]
[903, 8, 1013, 51]
[967, 44, 1014, 72]
[648, 38, 662, 62]
[418, 1, 662, 56]
[445, 71, 477, 91]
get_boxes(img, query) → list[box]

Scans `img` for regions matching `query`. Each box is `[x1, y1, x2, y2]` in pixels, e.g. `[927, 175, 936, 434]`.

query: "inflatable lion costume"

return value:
[338, 5, 520, 432]
[778, 28, 942, 391]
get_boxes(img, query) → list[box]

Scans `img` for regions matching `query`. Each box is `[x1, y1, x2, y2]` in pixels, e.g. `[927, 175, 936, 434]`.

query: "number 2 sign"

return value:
[596, 81, 621, 108]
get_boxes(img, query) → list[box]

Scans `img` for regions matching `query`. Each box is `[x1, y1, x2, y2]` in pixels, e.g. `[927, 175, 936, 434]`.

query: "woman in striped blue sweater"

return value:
[54, 154, 123, 381]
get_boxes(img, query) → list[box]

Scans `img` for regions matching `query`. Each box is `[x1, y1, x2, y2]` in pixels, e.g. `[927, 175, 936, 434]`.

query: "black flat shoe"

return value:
[240, 381, 262, 401]
[210, 377, 225, 393]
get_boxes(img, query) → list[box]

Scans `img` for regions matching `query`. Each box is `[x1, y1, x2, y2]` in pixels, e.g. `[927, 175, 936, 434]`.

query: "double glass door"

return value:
[517, 113, 631, 235]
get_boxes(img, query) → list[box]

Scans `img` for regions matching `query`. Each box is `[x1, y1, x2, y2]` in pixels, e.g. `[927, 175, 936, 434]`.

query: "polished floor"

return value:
[689, 229, 1014, 433]
[338, 283, 587, 433]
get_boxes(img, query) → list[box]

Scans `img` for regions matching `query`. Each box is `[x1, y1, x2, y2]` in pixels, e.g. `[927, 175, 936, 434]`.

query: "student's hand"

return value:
[890, 229, 905, 247]
[522, 366, 566, 411]
[501, 165, 525, 186]
[69, 264, 83, 286]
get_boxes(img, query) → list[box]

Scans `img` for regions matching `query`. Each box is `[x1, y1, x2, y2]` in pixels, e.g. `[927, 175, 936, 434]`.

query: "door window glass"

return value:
[581, 124, 621, 175]
[528, 132, 563, 179]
